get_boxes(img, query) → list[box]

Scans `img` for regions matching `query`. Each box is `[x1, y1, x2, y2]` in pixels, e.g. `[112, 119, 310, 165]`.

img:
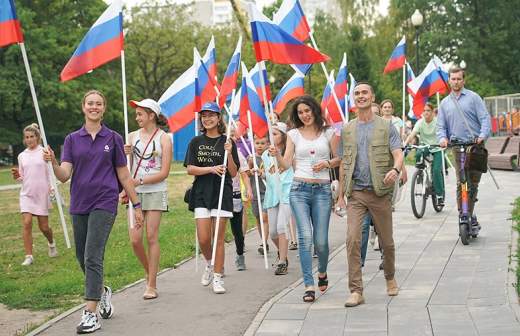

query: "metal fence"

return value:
[484, 93, 520, 117]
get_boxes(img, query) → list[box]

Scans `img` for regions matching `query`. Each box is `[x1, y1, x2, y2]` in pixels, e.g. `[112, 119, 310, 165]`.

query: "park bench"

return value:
[488, 136, 520, 170]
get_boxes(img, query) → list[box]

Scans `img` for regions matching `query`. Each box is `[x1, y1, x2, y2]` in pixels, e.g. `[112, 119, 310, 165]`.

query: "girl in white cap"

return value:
[262, 122, 294, 275]
[184, 102, 239, 294]
[125, 98, 172, 299]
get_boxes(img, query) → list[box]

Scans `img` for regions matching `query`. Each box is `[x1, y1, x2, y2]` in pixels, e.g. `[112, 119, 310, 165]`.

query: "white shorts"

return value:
[194, 208, 234, 219]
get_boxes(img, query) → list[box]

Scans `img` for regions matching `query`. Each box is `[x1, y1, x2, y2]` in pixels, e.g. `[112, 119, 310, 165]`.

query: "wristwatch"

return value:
[392, 167, 400, 174]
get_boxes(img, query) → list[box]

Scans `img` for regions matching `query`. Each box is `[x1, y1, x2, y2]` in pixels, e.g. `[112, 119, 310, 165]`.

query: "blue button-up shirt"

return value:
[437, 88, 491, 142]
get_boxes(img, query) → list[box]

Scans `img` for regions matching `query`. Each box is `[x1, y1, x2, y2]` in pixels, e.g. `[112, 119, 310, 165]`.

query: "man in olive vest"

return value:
[336, 83, 404, 307]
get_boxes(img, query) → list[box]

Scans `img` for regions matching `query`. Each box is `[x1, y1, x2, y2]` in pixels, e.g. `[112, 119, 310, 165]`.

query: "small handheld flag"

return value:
[383, 36, 406, 74]
[60, 0, 123, 81]
[249, 4, 329, 65]
[273, 72, 305, 114]
[0, 0, 24, 47]
[218, 37, 241, 108]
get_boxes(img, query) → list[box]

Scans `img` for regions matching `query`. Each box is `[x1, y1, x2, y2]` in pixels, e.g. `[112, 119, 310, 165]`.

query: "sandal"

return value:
[318, 274, 328, 292]
[302, 290, 315, 303]
[143, 286, 158, 300]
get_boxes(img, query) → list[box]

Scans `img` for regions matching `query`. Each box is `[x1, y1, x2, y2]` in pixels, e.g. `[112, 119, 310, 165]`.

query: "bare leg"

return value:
[278, 233, 289, 262]
[196, 218, 214, 262]
[37, 215, 54, 244]
[145, 211, 162, 289]
[212, 217, 228, 274]
[129, 214, 148, 277]
[22, 213, 33, 256]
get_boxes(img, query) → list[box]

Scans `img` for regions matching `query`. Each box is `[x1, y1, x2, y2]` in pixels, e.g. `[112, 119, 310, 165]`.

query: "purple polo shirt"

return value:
[61, 124, 127, 215]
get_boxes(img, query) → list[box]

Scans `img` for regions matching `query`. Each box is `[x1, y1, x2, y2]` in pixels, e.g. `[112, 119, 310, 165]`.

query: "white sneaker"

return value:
[48, 242, 58, 258]
[201, 265, 213, 286]
[76, 310, 101, 334]
[21, 255, 33, 266]
[212, 273, 226, 294]
[98, 286, 113, 319]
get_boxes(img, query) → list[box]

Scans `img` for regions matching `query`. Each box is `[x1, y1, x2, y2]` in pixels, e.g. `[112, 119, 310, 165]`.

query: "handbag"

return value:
[184, 186, 192, 204]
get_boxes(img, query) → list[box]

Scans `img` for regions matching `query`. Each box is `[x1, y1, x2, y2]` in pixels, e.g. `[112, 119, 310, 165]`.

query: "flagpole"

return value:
[309, 31, 344, 123]
[194, 111, 199, 272]
[121, 50, 134, 228]
[436, 92, 440, 108]
[247, 110, 269, 269]
[210, 111, 234, 268]
[344, 53, 349, 122]
[18, 42, 71, 249]
[402, 64, 406, 139]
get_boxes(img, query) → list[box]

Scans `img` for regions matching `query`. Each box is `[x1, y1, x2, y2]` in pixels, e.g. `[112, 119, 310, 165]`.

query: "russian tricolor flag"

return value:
[320, 70, 333, 113]
[0, 0, 24, 47]
[325, 54, 348, 123]
[383, 36, 406, 74]
[408, 58, 450, 118]
[159, 64, 199, 133]
[348, 72, 357, 112]
[273, 0, 310, 43]
[406, 63, 421, 118]
[273, 72, 305, 114]
[239, 63, 268, 138]
[250, 63, 272, 105]
[60, 0, 123, 82]
[218, 36, 241, 108]
[249, 4, 329, 65]
[197, 36, 219, 106]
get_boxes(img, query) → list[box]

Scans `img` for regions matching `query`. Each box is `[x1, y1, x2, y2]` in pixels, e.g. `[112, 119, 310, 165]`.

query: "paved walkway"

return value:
[29, 169, 519, 336]
[250, 169, 520, 336]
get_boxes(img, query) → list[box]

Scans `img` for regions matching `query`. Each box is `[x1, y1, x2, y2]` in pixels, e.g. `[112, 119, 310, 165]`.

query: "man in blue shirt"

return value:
[437, 66, 491, 229]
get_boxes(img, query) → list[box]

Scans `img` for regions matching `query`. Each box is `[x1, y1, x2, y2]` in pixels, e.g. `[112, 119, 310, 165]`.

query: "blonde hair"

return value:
[82, 90, 107, 107]
[23, 123, 41, 144]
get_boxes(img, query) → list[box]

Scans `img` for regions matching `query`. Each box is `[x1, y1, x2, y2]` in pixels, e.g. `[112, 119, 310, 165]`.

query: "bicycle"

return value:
[448, 140, 480, 245]
[406, 144, 445, 219]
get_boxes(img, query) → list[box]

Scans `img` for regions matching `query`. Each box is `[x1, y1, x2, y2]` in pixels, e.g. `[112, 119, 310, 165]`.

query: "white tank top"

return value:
[131, 129, 168, 193]
[288, 128, 334, 180]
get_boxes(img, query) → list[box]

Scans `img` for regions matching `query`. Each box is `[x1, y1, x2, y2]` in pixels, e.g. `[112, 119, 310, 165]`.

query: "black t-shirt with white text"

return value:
[184, 134, 239, 212]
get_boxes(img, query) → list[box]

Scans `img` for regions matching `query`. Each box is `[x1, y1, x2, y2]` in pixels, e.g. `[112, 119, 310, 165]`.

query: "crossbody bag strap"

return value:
[132, 128, 160, 179]
[449, 93, 478, 140]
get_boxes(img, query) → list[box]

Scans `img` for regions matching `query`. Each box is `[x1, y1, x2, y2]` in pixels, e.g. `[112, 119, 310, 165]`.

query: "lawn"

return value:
[513, 197, 520, 295]
[0, 167, 256, 313]
[0, 168, 14, 186]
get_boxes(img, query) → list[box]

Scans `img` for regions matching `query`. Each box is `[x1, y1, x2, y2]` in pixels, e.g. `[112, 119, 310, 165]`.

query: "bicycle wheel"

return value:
[459, 223, 469, 245]
[411, 169, 427, 218]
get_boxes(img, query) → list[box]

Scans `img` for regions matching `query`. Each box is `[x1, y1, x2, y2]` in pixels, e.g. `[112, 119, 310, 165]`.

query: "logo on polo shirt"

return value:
[104, 145, 110, 152]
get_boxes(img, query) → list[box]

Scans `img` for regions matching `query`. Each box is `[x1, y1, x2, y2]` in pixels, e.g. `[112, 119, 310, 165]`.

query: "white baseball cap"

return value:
[129, 99, 161, 116]
[273, 122, 288, 134]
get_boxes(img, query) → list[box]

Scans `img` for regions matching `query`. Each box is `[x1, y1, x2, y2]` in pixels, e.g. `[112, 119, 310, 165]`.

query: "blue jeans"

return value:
[361, 214, 371, 266]
[289, 181, 332, 287]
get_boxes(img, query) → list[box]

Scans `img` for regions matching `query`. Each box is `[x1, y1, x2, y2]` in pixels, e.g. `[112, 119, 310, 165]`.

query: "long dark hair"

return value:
[289, 95, 328, 133]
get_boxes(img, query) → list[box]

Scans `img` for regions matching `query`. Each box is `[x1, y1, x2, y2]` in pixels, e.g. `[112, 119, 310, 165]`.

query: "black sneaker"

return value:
[274, 261, 288, 275]
[436, 196, 445, 206]
[99, 286, 113, 319]
[258, 243, 269, 255]
[77, 310, 100, 334]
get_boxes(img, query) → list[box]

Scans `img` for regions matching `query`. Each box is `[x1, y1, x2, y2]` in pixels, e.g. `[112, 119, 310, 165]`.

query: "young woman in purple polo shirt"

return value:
[184, 102, 239, 294]
[124, 98, 172, 300]
[44, 90, 144, 334]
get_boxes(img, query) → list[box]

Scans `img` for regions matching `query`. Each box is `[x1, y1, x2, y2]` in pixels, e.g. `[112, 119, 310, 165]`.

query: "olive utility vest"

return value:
[342, 116, 395, 198]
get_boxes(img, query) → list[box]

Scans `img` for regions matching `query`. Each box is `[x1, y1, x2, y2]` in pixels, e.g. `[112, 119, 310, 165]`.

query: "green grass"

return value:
[0, 171, 256, 312]
[0, 168, 14, 186]
[512, 197, 520, 295]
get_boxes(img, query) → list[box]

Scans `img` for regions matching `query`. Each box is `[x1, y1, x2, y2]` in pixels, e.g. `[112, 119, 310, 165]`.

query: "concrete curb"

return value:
[26, 227, 258, 336]
[507, 214, 520, 322]
[243, 242, 346, 336]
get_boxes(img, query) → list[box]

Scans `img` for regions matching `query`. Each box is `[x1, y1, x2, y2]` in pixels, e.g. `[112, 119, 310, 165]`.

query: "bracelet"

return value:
[132, 202, 142, 209]
[326, 159, 331, 168]
[392, 167, 400, 174]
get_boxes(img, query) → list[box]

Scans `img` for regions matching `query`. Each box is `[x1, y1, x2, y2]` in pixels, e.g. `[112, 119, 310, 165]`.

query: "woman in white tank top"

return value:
[125, 99, 172, 300]
[269, 95, 340, 302]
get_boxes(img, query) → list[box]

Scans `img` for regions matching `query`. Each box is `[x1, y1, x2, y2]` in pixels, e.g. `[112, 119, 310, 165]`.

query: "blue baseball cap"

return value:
[200, 102, 221, 114]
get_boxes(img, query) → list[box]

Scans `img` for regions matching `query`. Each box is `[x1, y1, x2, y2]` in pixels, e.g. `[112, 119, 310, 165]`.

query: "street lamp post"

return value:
[411, 9, 424, 71]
